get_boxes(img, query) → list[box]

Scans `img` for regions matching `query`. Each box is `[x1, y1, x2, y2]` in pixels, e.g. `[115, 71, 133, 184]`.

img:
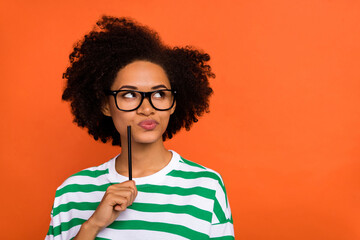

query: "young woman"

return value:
[46, 16, 234, 240]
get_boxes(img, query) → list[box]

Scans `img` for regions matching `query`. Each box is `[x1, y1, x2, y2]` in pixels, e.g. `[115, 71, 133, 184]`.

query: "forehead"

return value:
[112, 60, 170, 89]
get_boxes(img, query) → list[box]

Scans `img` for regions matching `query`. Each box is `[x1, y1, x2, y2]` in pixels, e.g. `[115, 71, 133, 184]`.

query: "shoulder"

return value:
[172, 152, 233, 225]
[170, 151, 226, 193]
[170, 151, 232, 221]
[54, 158, 113, 199]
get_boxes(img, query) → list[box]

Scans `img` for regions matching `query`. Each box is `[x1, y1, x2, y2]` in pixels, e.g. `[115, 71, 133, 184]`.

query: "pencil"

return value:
[127, 125, 132, 180]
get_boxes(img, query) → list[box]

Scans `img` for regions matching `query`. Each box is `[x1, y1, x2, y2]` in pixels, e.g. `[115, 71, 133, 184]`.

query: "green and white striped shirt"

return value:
[46, 150, 234, 239]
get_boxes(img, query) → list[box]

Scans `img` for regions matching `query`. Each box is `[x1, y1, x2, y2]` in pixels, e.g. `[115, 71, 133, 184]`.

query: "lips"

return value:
[138, 119, 159, 130]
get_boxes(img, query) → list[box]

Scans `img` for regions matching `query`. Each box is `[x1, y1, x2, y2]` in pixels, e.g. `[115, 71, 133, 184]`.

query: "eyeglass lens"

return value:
[115, 90, 174, 111]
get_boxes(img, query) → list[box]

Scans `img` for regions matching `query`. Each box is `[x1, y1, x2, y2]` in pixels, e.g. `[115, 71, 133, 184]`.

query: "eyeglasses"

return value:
[105, 89, 176, 112]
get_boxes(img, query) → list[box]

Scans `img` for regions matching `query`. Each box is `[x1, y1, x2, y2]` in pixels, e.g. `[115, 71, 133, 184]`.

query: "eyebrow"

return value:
[151, 84, 168, 90]
[119, 85, 137, 90]
[119, 84, 168, 90]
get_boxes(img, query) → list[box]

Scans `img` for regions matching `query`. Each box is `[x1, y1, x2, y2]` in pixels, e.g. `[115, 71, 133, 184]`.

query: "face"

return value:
[103, 60, 175, 145]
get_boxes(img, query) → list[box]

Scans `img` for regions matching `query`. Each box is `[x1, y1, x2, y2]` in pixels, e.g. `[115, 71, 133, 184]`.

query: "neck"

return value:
[116, 139, 172, 178]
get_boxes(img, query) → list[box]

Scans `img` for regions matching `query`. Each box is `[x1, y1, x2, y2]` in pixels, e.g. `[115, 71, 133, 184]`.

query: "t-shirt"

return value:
[46, 150, 234, 239]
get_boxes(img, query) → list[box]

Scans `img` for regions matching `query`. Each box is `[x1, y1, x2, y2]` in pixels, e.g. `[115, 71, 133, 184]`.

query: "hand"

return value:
[87, 180, 138, 232]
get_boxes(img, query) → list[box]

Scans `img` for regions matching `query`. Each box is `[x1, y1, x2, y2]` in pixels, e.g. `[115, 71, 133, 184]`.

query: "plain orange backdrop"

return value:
[0, 0, 359, 239]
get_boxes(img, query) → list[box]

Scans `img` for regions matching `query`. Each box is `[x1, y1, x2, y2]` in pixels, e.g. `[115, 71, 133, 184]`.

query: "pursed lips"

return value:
[138, 119, 159, 130]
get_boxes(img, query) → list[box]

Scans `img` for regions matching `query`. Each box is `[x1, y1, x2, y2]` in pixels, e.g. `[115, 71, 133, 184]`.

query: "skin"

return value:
[74, 60, 176, 239]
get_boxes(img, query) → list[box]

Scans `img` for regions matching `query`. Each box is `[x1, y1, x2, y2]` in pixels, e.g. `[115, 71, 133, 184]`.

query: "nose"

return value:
[136, 96, 155, 115]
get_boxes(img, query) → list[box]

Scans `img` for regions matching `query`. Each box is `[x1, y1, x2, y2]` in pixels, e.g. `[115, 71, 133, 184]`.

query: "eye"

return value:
[153, 90, 166, 99]
[121, 91, 137, 99]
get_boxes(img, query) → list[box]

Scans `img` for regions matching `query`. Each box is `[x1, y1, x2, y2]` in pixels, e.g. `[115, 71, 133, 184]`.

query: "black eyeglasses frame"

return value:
[104, 89, 176, 112]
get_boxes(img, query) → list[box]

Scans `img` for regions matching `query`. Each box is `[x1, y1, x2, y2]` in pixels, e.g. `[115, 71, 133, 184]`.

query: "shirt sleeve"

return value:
[209, 174, 235, 239]
[44, 186, 83, 240]
[45, 208, 56, 240]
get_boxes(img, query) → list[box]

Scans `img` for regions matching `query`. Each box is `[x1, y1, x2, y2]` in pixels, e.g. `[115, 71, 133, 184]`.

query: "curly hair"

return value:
[62, 16, 215, 146]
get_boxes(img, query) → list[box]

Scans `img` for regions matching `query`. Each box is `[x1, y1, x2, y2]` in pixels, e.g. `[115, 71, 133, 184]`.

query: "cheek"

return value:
[160, 113, 171, 130]
[109, 107, 130, 135]
[110, 115, 125, 136]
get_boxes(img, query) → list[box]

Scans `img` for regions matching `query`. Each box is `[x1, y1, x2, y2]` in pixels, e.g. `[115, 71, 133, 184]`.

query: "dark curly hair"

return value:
[62, 16, 215, 146]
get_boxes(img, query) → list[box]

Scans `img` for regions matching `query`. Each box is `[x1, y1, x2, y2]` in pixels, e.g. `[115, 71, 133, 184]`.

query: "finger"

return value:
[125, 181, 137, 200]
[118, 191, 133, 207]
[134, 184, 138, 198]
[111, 180, 136, 188]
[102, 190, 129, 207]
[106, 186, 135, 198]
[109, 182, 137, 200]
[114, 203, 126, 211]
[106, 181, 137, 206]
[109, 195, 129, 209]
[108, 188, 135, 203]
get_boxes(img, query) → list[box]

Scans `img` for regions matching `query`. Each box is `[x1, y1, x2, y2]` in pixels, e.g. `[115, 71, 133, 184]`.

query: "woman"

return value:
[46, 16, 234, 240]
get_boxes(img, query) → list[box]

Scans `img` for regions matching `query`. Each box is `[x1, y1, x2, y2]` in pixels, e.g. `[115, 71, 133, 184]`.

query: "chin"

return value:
[134, 133, 163, 145]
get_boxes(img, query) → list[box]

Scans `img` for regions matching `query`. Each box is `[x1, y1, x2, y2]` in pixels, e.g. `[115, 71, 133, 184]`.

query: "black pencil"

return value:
[127, 126, 132, 180]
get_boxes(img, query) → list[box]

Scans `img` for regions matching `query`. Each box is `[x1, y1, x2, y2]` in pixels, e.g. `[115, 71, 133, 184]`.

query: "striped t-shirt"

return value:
[46, 150, 234, 239]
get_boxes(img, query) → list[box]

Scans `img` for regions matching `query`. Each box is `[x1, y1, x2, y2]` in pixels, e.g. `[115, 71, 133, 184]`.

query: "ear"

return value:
[101, 100, 112, 117]
[170, 101, 176, 115]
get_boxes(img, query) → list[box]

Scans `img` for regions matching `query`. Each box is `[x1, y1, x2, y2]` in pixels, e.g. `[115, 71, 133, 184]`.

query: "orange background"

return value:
[0, 0, 359, 239]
